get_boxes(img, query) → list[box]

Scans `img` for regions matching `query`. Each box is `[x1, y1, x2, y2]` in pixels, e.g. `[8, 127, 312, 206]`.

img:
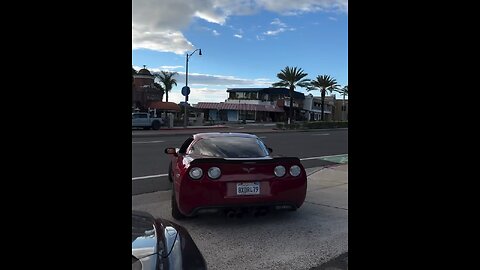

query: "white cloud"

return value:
[132, 0, 347, 54]
[181, 72, 273, 87]
[132, 25, 194, 54]
[264, 28, 286, 36]
[263, 27, 295, 36]
[133, 68, 273, 86]
[133, 65, 183, 73]
[160, 65, 184, 70]
[212, 30, 220, 36]
[261, 18, 295, 37]
[194, 10, 227, 25]
[258, 0, 348, 15]
[168, 87, 229, 104]
[328, 16, 337, 21]
[234, 34, 243, 38]
[271, 18, 286, 27]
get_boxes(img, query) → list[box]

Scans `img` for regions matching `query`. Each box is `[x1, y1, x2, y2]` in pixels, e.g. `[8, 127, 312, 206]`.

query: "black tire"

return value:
[152, 121, 160, 130]
[171, 188, 186, 220]
[168, 163, 173, 182]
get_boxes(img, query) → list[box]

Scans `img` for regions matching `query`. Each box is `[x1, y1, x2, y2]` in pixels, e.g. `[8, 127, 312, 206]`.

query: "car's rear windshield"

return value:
[190, 137, 269, 158]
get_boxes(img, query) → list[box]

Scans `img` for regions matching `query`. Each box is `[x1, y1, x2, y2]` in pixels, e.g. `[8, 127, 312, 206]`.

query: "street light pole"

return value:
[184, 48, 202, 128]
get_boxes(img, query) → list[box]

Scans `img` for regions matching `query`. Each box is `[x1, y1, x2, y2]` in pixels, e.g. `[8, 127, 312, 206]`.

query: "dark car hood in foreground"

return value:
[132, 210, 207, 270]
[132, 211, 165, 259]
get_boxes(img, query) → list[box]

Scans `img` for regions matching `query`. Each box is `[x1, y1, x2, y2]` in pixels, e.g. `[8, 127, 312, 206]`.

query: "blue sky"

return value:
[132, 0, 348, 104]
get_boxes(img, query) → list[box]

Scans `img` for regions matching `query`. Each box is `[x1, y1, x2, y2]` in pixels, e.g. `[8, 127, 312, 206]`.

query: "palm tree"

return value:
[154, 82, 165, 98]
[156, 71, 178, 102]
[338, 85, 348, 96]
[272, 66, 310, 125]
[307, 75, 339, 121]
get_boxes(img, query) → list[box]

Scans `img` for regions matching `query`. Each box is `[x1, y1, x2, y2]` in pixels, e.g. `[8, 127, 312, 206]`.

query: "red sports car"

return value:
[165, 132, 307, 219]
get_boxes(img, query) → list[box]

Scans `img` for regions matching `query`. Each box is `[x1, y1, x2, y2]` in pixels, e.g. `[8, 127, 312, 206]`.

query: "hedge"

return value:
[276, 121, 348, 130]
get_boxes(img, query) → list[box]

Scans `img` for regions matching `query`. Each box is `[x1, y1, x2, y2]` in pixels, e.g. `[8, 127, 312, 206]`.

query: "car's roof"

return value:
[193, 132, 258, 140]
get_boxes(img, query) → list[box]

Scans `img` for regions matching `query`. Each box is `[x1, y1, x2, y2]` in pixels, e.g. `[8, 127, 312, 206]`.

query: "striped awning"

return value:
[195, 102, 284, 112]
[147, 101, 181, 111]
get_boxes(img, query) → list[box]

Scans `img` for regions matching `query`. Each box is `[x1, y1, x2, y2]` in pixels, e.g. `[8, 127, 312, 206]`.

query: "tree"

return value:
[335, 85, 348, 121]
[156, 71, 178, 102]
[307, 75, 339, 121]
[335, 85, 348, 97]
[272, 66, 310, 125]
[154, 82, 165, 97]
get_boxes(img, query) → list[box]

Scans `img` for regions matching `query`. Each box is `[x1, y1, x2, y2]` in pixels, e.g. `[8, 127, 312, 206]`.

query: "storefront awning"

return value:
[147, 101, 181, 112]
[195, 102, 284, 112]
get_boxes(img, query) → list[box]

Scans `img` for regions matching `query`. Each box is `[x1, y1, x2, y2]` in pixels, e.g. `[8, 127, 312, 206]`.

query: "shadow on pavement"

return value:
[309, 252, 348, 270]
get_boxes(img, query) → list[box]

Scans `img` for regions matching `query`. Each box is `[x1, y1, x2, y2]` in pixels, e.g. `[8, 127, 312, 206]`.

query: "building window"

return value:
[230, 92, 259, 100]
[239, 110, 255, 120]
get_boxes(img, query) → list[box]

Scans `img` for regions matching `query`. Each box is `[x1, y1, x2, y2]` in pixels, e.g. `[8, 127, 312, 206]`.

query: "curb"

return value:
[132, 126, 229, 138]
[272, 127, 348, 132]
[132, 127, 348, 138]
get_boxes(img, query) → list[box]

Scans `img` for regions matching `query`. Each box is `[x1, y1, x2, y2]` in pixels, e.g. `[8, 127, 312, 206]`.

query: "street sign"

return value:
[181, 86, 190, 96]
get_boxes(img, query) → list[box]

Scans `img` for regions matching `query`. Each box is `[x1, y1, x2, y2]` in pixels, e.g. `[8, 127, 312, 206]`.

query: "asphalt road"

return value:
[132, 129, 348, 195]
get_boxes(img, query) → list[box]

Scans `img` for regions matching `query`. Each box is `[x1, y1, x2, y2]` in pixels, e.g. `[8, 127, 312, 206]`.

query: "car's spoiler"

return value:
[190, 156, 301, 164]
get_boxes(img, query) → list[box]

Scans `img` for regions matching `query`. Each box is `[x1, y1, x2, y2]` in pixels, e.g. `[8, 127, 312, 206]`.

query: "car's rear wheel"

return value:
[168, 163, 173, 182]
[171, 188, 186, 220]
[152, 121, 160, 130]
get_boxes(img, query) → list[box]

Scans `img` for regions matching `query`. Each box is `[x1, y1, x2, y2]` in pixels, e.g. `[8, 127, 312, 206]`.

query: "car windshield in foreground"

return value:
[190, 137, 269, 158]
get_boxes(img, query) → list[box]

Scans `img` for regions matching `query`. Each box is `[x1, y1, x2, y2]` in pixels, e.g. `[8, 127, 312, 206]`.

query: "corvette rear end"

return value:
[175, 156, 307, 216]
[166, 132, 308, 219]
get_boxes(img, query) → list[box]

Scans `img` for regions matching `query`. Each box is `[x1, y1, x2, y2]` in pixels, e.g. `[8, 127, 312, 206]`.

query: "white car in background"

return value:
[132, 112, 164, 130]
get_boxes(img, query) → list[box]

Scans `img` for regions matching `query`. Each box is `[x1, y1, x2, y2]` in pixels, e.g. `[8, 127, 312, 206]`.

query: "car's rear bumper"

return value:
[176, 177, 307, 216]
[190, 201, 298, 216]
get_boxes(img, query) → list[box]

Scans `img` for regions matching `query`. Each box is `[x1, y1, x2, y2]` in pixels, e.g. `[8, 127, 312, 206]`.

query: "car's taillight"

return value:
[289, 165, 301, 177]
[189, 167, 203, 179]
[274, 165, 286, 177]
[207, 167, 221, 179]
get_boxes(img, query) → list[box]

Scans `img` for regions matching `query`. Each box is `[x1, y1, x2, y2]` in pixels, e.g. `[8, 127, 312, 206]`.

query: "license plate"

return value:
[236, 182, 260, 195]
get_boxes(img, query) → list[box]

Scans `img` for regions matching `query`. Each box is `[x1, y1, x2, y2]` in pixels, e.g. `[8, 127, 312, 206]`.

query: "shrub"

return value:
[304, 121, 348, 129]
[276, 121, 348, 130]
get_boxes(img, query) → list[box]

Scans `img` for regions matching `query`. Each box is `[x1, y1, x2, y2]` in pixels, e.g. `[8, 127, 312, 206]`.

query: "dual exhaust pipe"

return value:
[225, 208, 268, 218]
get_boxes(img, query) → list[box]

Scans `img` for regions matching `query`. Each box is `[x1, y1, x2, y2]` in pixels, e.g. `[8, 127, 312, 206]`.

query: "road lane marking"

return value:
[300, 154, 348, 162]
[132, 140, 165, 144]
[132, 174, 168, 180]
[259, 136, 267, 139]
[311, 133, 330, 136]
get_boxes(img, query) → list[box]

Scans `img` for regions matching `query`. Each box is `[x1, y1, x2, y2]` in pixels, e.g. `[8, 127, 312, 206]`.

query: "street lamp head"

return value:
[198, 49, 202, 56]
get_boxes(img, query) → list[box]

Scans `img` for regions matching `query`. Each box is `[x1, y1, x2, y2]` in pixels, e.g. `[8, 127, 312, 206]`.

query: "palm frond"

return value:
[272, 81, 288, 87]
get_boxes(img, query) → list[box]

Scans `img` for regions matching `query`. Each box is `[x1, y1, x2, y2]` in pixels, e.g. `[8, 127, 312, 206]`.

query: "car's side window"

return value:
[179, 137, 194, 154]
[187, 140, 203, 155]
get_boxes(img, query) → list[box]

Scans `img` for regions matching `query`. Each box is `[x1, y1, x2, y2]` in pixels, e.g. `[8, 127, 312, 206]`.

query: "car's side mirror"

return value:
[267, 147, 273, 153]
[165, 147, 178, 156]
